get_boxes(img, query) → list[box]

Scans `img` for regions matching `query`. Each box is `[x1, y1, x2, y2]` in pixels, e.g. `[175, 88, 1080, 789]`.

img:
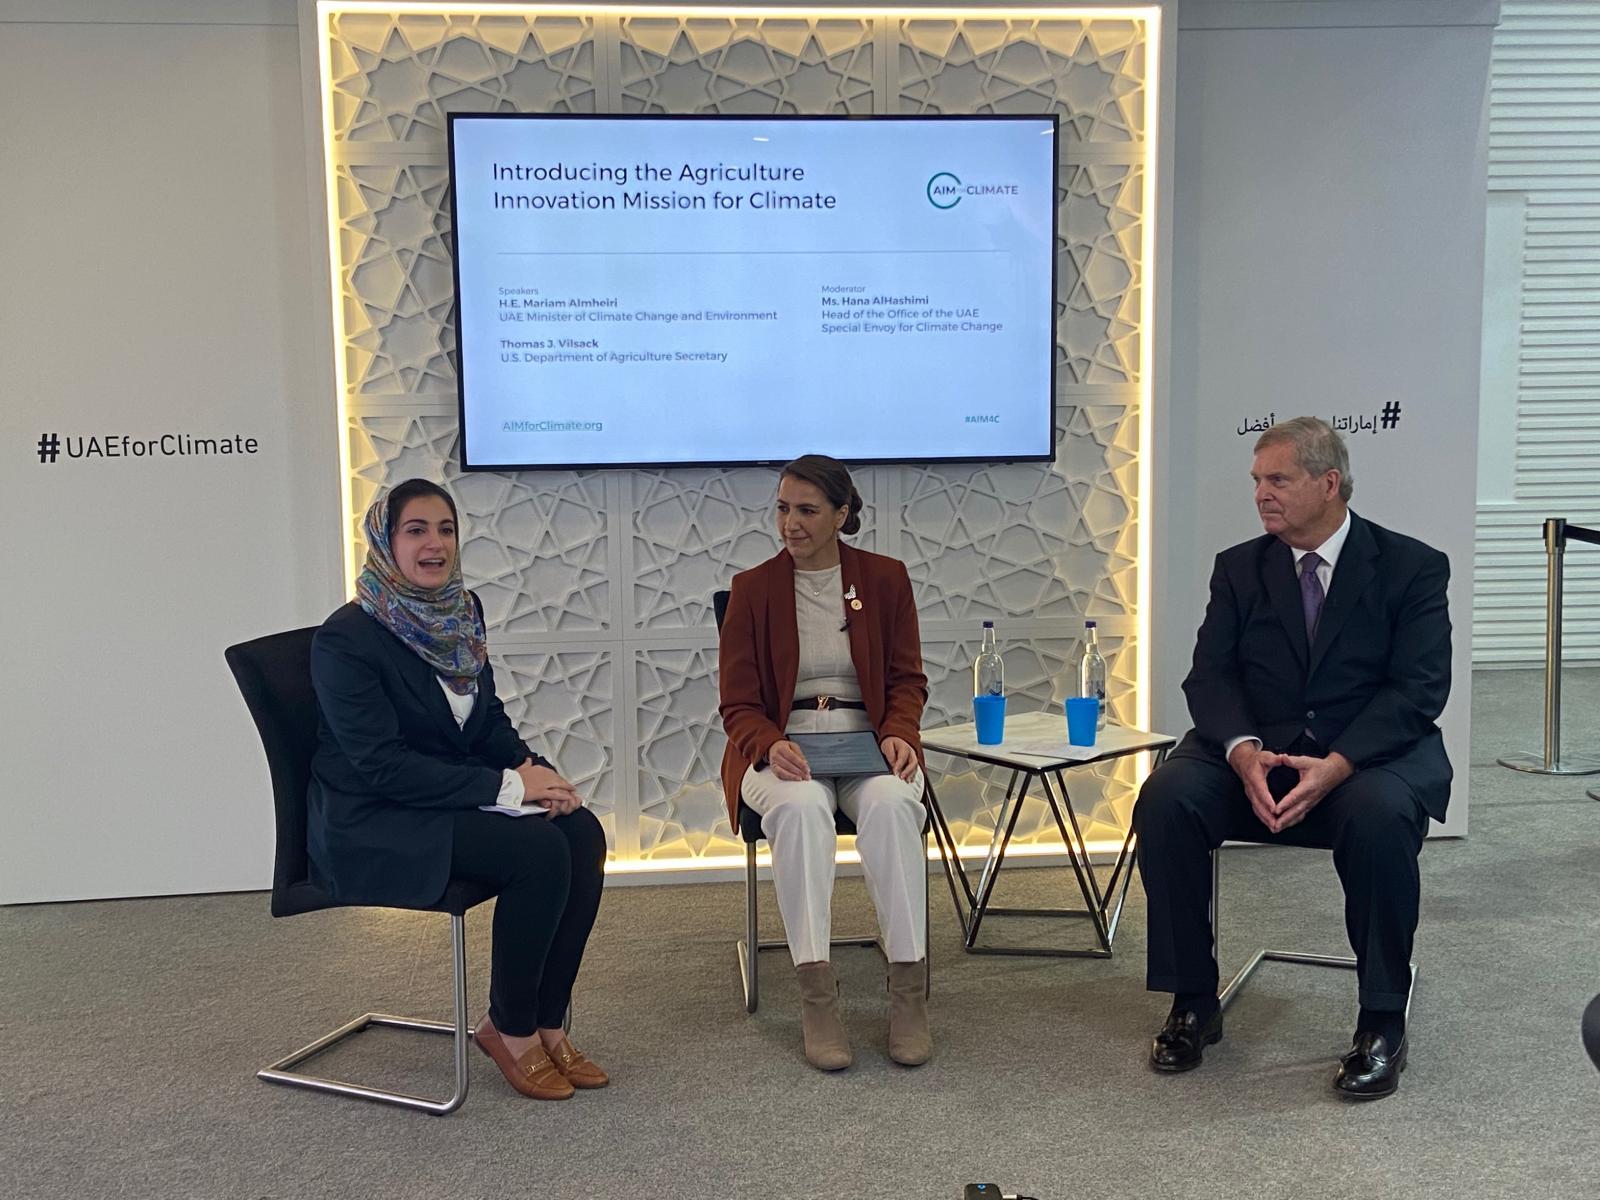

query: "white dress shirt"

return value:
[437, 677, 526, 806]
[1224, 509, 1352, 760]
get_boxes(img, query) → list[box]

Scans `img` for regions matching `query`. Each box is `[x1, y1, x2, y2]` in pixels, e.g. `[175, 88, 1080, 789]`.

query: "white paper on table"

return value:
[1010, 741, 1105, 761]
[478, 804, 551, 817]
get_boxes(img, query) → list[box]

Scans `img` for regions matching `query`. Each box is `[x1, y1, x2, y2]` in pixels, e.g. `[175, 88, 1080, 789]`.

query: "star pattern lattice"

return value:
[628, 469, 877, 630]
[923, 632, 1141, 848]
[617, 16, 876, 113]
[325, 10, 1152, 867]
[634, 646, 743, 859]
[494, 648, 617, 845]
[896, 18, 1144, 141]
[329, 12, 599, 142]
[348, 413, 611, 634]
[900, 406, 1138, 622]
[1058, 162, 1143, 383]
[337, 163, 457, 395]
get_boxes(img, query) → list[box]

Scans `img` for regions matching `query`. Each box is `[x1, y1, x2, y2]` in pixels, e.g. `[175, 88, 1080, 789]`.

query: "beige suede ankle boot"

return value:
[886, 960, 932, 1066]
[795, 961, 852, 1071]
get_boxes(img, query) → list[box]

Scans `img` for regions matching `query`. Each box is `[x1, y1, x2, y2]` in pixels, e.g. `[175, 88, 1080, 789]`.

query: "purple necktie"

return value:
[1300, 551, 1326, 640]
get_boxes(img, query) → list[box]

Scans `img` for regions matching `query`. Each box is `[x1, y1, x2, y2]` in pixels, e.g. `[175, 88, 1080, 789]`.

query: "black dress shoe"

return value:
[1149, 1007, 1223, 1073]
[1333, 1031, 1407, 1099]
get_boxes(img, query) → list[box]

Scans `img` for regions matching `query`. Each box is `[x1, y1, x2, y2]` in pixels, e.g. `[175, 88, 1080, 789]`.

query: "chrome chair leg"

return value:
[1212, 849, 1417, 1019]
[738, 841, 759, 1013]
[924, 828, 932, 999]
[257, 912, 471, 1116]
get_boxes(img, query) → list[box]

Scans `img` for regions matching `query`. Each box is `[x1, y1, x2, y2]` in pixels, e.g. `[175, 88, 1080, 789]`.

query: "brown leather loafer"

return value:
[545, 1035, 609, 1089]
[473, 1017, 574, 1100]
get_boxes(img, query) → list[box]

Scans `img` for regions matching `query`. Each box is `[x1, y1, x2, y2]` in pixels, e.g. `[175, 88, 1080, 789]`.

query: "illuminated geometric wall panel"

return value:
[346, 409, 614, 634]
[327, 10, 600, 143]
[920, 633, 1138, 740]
[493, 646, 618, 840]
[335, 162, 457, 397]
[625, 468, 879, 632]
[896, 17, 1144, 142]
[1057, 161, 1143, 384]
[631, 645, 742, 862]
[320, 6, 1157, 874]
[921, 630, 1139, 850]
[899, 405, 1138, 624]
[616, 15, 877, 113]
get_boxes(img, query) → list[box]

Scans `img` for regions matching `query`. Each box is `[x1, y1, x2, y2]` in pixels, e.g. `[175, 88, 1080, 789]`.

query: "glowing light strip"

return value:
[1137, 5, 1159, 733]
[317, 6, 357, 595]
[614, 838, 1130, 874]
[324, 2, 1155, 17]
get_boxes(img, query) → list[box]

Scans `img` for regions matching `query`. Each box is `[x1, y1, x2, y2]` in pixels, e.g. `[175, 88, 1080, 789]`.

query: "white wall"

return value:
[1157, 0, 1500, 836]
[0, 1, 340, 902]
[1473, 1, 1600, 666]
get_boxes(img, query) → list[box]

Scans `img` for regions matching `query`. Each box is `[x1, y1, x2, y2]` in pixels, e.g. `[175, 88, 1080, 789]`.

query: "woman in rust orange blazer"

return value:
[719, 454, 930, 1072]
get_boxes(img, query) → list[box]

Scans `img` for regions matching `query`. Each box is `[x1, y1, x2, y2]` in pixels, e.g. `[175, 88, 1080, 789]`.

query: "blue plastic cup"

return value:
[1065, 697, 1099, 747]
[973, 693, 1007, 745]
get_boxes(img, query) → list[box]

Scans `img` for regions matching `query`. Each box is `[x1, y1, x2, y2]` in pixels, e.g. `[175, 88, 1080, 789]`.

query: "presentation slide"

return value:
[448, 115, 1057, 469]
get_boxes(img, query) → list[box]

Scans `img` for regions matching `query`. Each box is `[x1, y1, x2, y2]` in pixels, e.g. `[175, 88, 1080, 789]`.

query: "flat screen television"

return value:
[447, 113, 1058, 471]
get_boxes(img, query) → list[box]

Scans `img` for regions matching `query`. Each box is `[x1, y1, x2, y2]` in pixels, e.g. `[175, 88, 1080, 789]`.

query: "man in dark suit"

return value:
[1135, 416, 1451, 1100]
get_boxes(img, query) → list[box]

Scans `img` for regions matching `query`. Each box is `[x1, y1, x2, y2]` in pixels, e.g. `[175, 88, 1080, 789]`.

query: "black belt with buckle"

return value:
[792, 695, 867, 711]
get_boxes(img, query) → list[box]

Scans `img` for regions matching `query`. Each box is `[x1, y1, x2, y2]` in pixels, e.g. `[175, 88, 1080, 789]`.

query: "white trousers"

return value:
[742, 763, 927, 966]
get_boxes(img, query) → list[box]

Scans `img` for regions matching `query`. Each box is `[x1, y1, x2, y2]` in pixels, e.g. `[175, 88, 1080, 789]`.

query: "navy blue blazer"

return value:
[307, 599, 549, 907]
[1177, 511, 1453, 821]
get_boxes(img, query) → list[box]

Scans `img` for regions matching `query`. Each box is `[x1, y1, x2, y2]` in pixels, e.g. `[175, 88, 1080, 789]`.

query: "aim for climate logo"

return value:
[926, 172, 1021, 209]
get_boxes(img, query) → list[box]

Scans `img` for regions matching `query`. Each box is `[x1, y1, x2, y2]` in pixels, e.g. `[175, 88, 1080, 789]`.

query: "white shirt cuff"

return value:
[496, 768, 526, 807]
[1223, 735, 1262, 761]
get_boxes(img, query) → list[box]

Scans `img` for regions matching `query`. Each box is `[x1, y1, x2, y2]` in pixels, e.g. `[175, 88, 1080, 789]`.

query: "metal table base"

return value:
[925, 740, 1171, 958]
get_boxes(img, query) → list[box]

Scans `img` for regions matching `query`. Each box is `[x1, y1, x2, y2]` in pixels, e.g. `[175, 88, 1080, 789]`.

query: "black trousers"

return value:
[448, 806, 607, 1035]
[1133, 741, 1427, 1012]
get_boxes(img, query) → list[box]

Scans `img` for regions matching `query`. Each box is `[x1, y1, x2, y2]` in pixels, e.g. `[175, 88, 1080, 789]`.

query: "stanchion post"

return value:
[1499, 517, 1600, 776]
[1542, 516, 1564, 771]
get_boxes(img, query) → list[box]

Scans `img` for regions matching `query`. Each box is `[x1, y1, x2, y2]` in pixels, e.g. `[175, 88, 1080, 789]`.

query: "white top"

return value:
[1291, 508, 1351, 596]
[789, 564, 869, 735]
[920, 711, 1176, 767]
[436, 677, 525, 806]
[1225, 508, 1353, 759]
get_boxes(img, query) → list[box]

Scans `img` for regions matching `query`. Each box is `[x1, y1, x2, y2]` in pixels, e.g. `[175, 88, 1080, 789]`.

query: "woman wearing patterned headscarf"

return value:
[308, 478, 608, 1102]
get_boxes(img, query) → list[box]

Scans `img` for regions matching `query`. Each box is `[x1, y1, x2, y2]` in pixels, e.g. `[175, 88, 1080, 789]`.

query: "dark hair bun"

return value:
[840, 487, 864, 536]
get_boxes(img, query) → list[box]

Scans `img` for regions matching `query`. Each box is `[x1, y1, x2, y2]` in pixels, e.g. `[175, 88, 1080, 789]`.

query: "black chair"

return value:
[713, 589, 931, 1012]
[226, 627, 493, 1116]
[1211, 844, 1417, 1017]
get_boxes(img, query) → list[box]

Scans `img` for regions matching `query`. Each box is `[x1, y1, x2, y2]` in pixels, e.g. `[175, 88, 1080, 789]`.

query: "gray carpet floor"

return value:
[3, 669, 1597, 1200]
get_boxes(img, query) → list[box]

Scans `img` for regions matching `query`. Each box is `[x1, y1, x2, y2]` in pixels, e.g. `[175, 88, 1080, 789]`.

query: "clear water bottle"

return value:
[973, 621, 1004, 697]
[1079, 619, 1107, 729]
